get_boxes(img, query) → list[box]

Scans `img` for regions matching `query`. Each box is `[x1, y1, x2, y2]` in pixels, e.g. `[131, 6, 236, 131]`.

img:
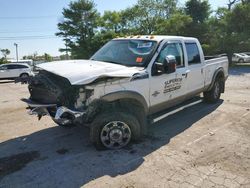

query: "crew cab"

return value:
[0, 63, 33, 80]
[23, 36, 228, 149]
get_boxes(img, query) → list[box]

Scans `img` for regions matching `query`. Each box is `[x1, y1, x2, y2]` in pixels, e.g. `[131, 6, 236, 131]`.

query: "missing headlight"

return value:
[74, 88, 94, 110]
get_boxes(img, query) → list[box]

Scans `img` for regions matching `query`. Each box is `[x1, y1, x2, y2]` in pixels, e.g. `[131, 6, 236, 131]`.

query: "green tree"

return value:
[155, 13, 193, 35]
[44, 53, 53, 62]
[207, 3, 250, 63]
[0, 49, 10, 59]
[184, 0, 211, 44]
[0, 49, 10, 64]
[185, 0, 210, 24]
[93, 10, 124, 48]
[99, 11, 122, 33]
[120, 0, 178, 35]
[56, 0, 100, 59]
[55, 0, 249, 62]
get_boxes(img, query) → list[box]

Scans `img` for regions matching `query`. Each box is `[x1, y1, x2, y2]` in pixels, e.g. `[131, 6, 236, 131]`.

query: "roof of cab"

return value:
[113, 35, 198, 42]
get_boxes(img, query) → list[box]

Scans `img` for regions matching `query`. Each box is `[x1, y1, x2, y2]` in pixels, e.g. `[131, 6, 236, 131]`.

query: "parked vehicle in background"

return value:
[23, 36, 228, 149]
[9, 59, 34, 66]
[242, 52, 250, 56]
[232, 53, 250, 63]
[0, 63, 33, 80]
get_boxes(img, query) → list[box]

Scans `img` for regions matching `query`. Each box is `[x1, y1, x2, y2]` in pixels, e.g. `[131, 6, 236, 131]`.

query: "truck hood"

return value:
[37, 60, 145, 85]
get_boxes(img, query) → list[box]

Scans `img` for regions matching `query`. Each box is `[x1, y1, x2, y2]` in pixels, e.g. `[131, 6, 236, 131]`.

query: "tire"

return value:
[90, 111, 141, 150]
[20, 73, 29, 78]
[238, 59, 244, 63]
[203, 79, 222, 103]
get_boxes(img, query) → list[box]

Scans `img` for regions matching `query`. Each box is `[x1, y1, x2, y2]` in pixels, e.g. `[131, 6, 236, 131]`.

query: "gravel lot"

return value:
[0, 66, 250, 188]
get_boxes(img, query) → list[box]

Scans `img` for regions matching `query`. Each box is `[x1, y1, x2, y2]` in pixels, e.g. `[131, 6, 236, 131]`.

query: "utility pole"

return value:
[14, 43, 18, 62]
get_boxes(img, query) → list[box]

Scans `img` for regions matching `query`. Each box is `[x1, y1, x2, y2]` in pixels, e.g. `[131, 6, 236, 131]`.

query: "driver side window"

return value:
[156, 42, 184, 67]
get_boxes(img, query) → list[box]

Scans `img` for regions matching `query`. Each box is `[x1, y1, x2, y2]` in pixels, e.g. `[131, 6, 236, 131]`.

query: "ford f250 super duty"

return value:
[23, 36, 229, 149]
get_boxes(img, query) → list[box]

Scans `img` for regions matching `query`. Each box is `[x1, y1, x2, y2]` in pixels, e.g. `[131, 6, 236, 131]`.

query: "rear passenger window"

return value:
[6, 65, 28, 69]
[16, 65, 28, 69]
[6, 65, 17, 69]
[185, 43, 201, 65]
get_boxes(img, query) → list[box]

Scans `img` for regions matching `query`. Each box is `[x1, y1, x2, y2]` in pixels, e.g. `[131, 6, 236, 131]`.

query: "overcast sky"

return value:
[0, 0, 228, 59]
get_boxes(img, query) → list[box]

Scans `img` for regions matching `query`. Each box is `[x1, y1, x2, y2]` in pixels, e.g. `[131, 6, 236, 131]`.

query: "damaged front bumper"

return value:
[22, 98, 86, 126]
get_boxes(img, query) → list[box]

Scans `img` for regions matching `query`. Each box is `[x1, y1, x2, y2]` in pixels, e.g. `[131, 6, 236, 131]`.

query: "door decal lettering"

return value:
[164, 78, 182, 93]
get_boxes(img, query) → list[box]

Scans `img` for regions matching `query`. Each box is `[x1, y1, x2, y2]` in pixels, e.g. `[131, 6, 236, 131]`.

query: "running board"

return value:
[152, 98, 203, 123]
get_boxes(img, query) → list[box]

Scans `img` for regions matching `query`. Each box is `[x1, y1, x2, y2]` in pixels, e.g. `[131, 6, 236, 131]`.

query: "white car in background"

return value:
[232, 53, 250, 63]
[0, 63, 33, 80]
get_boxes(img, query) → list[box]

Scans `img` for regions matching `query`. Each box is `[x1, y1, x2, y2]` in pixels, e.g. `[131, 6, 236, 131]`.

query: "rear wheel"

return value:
[203, 79, 222, 103]
[90, 111, 141, 150]
[238, 59, 244, 63]
[20, 73, 29, 78]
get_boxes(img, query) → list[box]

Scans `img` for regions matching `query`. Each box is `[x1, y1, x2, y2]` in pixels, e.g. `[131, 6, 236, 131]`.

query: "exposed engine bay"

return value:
[25, 70, 95, 126]
[29, 70, 87, 109]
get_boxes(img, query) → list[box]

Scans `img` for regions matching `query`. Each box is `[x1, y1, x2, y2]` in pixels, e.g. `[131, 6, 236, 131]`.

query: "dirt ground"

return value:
[0, 66, 250, 188]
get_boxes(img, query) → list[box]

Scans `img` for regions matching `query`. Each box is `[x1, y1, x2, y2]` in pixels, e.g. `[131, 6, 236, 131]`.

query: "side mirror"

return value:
[153, 55, 177, 76]
[163, 55, 177, 74]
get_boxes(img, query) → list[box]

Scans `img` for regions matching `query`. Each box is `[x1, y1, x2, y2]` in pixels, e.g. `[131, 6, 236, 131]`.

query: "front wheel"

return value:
[203, 79, 222, 103]
[90, 111, 141, 150]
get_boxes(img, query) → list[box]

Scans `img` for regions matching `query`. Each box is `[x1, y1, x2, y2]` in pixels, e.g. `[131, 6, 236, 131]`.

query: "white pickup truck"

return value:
[23, 36, 228, 149]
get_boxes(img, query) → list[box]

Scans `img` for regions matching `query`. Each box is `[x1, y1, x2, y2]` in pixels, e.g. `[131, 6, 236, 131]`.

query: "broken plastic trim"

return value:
[22, 98, 86, 124]
[53, 106, 86, 125]
[21, 98, 57, 108]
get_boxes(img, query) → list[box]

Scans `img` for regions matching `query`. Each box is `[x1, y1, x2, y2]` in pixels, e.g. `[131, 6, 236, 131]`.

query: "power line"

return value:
[0, 15, 58, 20]
[0, 35, 56, 38]
[0, 38, 58, 40]
[0, 30, 57, 34]
[0, 35, 59, 40]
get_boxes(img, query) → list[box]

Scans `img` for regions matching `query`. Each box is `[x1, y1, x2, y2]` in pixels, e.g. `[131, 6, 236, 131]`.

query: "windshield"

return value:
[91, 39, 158, 67]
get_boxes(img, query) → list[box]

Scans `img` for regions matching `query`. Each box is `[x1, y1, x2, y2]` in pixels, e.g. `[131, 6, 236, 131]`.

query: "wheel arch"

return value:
[84, 91, 149, 122]
[84, 91, 149, 136]
[238, 58, 244, 63]
[19, 72, 29, 77]
[207, 67, 226, 93]
[101, 91, 149, 115]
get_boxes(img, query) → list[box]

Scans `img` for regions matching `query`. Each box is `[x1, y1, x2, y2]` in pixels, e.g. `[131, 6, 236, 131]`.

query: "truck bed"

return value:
[204, 56, 229, 88]
[204, 54, 227, 61]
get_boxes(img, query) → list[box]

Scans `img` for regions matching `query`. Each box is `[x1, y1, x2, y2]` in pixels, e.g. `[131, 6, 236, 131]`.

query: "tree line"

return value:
[56, 0, 250, 64]
[0, 49, 10, 64]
